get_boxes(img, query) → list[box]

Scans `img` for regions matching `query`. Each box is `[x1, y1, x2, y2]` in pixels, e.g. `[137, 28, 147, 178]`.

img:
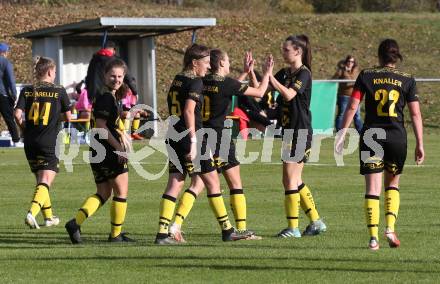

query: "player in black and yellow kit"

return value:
[269, 35, 326, 238]
[336, 39, 424, 250]
[65, 58, 135, 244]
[155, 44, 248, 244]
[167, 49, 274, 242]
[14, 56, 71, 229]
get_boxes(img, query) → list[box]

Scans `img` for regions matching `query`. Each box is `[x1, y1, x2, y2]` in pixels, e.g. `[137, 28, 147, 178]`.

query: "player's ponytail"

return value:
[32, 56, 41, 85]
[286, 34, 312, 72]
[32, 56, 56, 101]
[33, 56, 56, 81]
[210, 49, 226, 74]
[378, 38, 403, 66]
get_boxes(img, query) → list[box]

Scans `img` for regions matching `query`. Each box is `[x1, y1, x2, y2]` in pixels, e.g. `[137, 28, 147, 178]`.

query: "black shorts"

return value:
[200, 129, 240, 173]
[281, 129, 312, 163]
[166, 136, 200, 177]
[89, 145, 128, 184]
[359, 129, 407, 175]
[24, 144, 59, 173]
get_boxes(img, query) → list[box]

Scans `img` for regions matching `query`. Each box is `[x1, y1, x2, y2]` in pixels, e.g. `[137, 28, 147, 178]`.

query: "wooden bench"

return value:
[225, 115, 240, 120]
[69, 118, 90, 124]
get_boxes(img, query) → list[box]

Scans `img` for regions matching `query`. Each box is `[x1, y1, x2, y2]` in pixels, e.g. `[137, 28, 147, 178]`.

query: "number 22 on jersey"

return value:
[374, 89, 400, 117]
[28, 102, 52, 125]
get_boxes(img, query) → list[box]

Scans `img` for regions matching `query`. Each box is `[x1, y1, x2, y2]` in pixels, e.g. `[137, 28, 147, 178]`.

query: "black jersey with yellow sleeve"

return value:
[202, 74, 248, 129]
[354, 66, 418, 132]
[167, 71, 204, 132]
[16, 82, 70, 148]
[275, 65, 312, 132]
[92, 90, 121, 147]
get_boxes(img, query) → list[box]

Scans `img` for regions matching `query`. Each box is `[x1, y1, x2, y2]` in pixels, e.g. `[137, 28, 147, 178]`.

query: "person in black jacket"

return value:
[0, 42, 21, 146]
[85, 40, 137, 101]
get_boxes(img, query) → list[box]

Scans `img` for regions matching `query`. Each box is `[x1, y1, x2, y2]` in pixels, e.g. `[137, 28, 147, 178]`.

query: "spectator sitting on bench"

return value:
[66, 80, 91, 134]
[71, 80, 92, 120]
[117, 83, 149, 140]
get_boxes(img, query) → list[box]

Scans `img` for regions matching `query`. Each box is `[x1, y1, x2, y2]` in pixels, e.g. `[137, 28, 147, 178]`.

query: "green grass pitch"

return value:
[0, 132, 439, 283]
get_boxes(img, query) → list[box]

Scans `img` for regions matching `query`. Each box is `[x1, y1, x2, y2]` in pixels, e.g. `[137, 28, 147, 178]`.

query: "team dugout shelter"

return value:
[15, 17, 217, 135]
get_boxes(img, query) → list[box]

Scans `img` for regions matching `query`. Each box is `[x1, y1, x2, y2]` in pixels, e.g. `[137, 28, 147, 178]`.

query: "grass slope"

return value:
[0, 133, 439, 283]
[0, 2, 440, 122]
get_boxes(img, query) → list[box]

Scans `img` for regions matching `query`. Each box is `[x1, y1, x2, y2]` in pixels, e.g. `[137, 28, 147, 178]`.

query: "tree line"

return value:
[151, 0, 440, 13]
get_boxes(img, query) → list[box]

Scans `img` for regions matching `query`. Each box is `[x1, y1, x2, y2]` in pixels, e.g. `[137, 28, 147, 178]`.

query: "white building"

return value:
[15, 17, 216, 134]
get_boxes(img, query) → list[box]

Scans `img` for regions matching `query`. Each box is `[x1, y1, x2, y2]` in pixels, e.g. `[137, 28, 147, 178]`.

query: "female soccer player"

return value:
[269, 34, 326, 238]
[14, 56, 71, 229]
[335, 39, 424, 250]
[155, 44, 247, 244]
[65, 58, 134, 243]
[167, 49, 274, 242]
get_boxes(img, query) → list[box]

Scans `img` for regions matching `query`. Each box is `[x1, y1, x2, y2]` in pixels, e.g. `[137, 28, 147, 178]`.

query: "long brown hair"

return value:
[344, 55, 358, 69]
[115, 83, 129, 101]
[285, 34, 312, 71]
[104, 58, 127, 75]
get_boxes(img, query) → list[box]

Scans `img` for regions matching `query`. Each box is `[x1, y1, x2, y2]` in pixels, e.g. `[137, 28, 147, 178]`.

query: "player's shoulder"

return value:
[362, 66, 413, 78]
[298, 65, 311, 76]
[204, 73, 226, 82]
[178, 70, 199, 80]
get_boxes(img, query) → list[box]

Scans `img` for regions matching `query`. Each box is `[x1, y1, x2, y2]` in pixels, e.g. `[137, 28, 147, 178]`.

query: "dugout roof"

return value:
[14, 17, 216, 137]
[15, 17, 216, 40]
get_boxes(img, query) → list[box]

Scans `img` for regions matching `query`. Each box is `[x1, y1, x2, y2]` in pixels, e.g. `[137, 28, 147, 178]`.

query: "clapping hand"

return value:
[263, 54, 274, 75]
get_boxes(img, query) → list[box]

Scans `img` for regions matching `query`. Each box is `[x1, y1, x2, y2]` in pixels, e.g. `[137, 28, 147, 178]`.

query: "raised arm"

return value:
[269, 66, 298, 102]
[237, 51, 253, 81]
[243, 55, 274, 98]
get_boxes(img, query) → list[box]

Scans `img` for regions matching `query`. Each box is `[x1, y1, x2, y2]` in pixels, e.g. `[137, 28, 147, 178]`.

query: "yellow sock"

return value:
[158, 194, 176, 235]
[132, 118, 140, 132]
[208, 193, 232, 231]
[385, 187, 400, 232]
[85, 121, 90, 131]
[75, 194, 104, 226]
[110, 197, 127, 238]
[174, 189, 197, 227]
[230, 189, 247, 230]
[284, 189, 300, 228]
[123, 119, 130, 132]
[117, 118, 125, 131]
[29, 183, 49, 217]
[299, 183, 320, 222]
[41, 194, 53, 220]
[365, 195, 380, 239]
